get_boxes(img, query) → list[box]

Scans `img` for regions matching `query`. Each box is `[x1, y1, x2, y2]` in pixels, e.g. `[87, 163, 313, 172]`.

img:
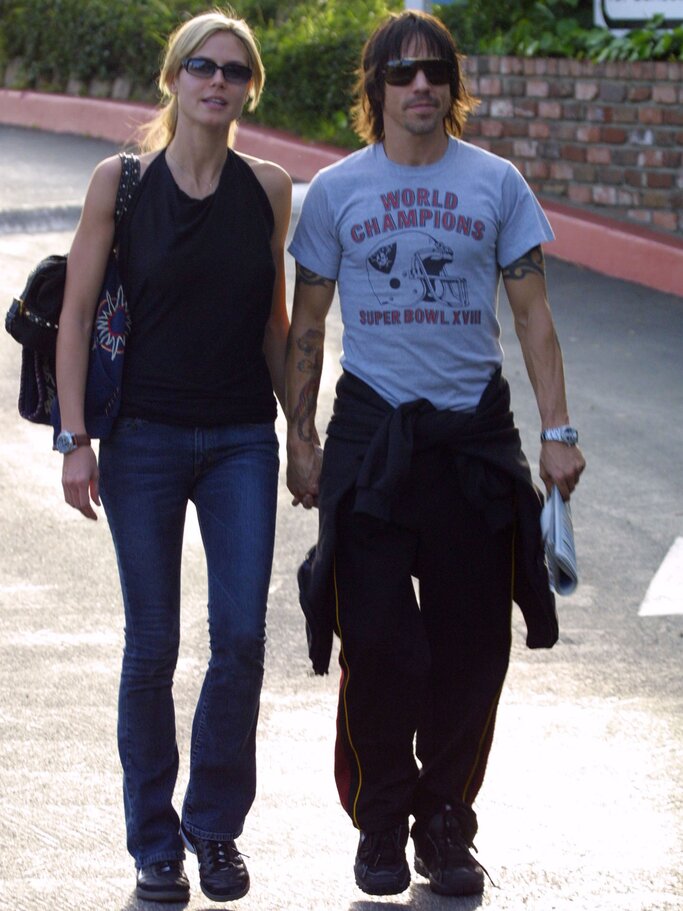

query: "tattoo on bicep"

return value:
[295, 263, 334, 288]
[502, 246, 545, 281]
[290, 329, 324, 442]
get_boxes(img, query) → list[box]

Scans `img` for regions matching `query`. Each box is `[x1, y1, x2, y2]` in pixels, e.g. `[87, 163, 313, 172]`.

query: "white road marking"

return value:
[638, 537, 683, 616]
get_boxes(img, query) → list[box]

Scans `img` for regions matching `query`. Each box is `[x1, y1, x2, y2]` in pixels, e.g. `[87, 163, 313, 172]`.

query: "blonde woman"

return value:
[55, 9, 291, 903]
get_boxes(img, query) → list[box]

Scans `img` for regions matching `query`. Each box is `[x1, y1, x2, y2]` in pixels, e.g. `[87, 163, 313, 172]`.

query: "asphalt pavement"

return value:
[0, 125, 682, 911]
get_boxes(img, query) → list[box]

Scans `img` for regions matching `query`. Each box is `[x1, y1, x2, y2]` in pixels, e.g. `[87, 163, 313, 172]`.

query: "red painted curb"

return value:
[233, 121, 348, 182]
[544, 201, 683, 297]
[0, 89, 346, 182]
[0, 89, 153, 147]
[1, 89, 681, 296]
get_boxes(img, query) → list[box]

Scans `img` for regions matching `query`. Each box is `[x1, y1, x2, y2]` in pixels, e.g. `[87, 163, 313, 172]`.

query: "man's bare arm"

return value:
[503, 246, 585, 498]
[289, 325, 324, 443]
[285, 263, 336, 508]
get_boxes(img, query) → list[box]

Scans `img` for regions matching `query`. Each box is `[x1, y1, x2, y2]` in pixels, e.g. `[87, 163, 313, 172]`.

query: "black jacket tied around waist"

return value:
[298, 369, 558, 675]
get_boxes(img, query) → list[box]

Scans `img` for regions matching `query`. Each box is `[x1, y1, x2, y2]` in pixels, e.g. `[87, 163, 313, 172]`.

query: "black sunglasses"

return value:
[383, 57, 455, 87]
[181, 56, 253, 85]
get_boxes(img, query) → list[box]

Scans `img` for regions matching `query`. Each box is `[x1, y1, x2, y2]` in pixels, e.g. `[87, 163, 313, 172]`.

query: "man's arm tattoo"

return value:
[295, 263, 335, 289]
[289, 328, 324, 442]
[288, 264, 333, 441]
[502, 245, 545, 281]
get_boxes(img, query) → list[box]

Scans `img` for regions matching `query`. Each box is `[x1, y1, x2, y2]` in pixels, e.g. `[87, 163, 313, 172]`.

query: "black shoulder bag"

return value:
[5, 152, 141, 439]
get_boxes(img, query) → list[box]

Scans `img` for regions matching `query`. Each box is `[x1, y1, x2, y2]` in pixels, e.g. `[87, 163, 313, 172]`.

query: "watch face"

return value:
[56, 432, 77, 454]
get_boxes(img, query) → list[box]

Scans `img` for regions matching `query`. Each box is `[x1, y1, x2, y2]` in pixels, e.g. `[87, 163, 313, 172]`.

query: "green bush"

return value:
[433, 0, 594, 55]
[251, 0, 400, 147]
[0, 0, 192, 90]
[579, 14, 683, 60]
[434, 0, 683, 61]
[0, 0, 398, 142]
[0, 0, 681, 144]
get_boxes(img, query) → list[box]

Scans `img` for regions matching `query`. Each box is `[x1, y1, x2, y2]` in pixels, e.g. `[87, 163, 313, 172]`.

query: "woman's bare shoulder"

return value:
[238, 152, 292, 196]
[84, 149, 159, 220]
[93, 149, 161, 183]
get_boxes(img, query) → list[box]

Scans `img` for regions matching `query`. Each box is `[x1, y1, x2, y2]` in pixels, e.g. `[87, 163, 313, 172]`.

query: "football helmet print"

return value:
[367, 231, 469, 308]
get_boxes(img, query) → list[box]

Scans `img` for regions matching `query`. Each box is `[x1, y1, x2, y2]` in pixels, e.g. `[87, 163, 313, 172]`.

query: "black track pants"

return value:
[332, 450, 514, 832]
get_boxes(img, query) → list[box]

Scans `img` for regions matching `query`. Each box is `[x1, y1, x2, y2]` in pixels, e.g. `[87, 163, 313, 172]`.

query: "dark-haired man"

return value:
[285, 9, 585, 898]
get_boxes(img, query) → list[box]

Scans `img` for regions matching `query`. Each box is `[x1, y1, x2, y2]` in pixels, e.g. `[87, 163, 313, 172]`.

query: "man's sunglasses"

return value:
[383, 57, 455, 87]
[181, 56, 253, 85]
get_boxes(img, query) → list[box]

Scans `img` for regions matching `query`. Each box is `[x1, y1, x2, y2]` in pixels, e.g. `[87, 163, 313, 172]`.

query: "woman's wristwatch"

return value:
[540, 425, 579, 446]
[53, 431, 92, 454]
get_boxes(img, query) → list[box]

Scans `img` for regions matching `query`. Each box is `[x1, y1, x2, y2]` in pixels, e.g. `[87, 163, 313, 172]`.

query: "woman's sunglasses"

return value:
[383, 57, 455, 87]
[181, 56, 253, 85]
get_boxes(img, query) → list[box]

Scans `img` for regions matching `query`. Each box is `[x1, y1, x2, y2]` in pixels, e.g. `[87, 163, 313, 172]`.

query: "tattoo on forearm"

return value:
[502, 246, 545, 281]
[295, 329, 323, 373]
[289, 329, 324, 442]
[295, 263, 334, 288]
[292, 379, 320, 442]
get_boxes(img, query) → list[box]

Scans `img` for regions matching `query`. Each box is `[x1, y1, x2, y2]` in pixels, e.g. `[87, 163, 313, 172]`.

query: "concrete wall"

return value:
[464, 56, 683, 238]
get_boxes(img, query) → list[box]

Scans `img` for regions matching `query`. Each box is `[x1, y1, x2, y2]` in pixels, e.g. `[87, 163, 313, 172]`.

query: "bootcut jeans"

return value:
[99, 417, 279, 868]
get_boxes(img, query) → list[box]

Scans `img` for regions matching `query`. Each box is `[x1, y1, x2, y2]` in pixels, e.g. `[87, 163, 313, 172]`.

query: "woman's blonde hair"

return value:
[140, 8, 265, 152]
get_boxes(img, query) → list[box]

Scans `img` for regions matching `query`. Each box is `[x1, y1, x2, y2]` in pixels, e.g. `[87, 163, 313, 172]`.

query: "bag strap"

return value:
[114, 152, 141, 227]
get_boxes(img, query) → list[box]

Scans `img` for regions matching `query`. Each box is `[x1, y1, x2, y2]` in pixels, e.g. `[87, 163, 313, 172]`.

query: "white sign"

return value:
[594, 0, 683, 28]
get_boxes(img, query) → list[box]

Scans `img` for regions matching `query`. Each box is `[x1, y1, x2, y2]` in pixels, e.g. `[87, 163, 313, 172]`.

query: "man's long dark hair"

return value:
[351, 10, 479, 144]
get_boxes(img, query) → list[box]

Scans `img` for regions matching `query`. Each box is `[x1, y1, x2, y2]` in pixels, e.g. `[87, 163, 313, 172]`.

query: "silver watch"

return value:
[54, 431, 92, 454]
[540, 425, 579, 446]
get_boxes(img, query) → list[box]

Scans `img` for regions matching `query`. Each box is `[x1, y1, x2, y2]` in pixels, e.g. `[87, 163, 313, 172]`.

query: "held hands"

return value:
[286, 440, 323, 509]
[61, 446, 100, 520]
[540, 441, 586, 501]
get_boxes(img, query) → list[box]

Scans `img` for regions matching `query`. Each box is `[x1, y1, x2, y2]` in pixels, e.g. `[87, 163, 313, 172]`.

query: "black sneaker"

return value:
[135, 860, 190, 903]
[354, 822, 411, 895]
[180, 823, 250, 902]
[412, 804, 486, 896]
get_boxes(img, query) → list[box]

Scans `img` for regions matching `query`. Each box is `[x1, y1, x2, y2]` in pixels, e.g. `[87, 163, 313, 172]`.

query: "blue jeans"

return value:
[99, 418, 279, 867]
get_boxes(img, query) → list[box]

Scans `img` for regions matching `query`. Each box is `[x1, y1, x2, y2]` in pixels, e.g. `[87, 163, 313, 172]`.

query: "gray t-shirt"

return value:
[289, 138, 554, 412]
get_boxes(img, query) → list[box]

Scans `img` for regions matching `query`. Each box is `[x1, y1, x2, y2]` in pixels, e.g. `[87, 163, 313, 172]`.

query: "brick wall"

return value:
[463, 57, 683, 238]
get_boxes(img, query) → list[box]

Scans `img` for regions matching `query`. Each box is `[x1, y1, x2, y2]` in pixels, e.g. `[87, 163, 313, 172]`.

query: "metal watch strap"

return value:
[540, 425, 579, 445]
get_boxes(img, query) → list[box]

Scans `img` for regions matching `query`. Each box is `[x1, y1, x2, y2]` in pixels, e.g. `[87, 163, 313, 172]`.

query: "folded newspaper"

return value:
[540, 485, 578, 596]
